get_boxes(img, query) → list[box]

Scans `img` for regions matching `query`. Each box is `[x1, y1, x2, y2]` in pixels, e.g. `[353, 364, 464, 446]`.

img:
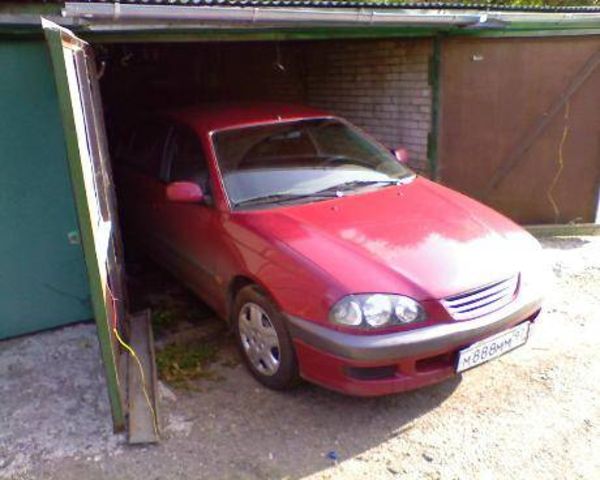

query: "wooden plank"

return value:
[483, 47, 600, 195]
[128, 310, 160, 444]
[525, 223, 600, 237]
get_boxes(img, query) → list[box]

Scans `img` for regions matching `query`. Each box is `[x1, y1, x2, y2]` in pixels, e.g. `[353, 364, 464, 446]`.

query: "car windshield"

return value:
[212, 118, 415, 209]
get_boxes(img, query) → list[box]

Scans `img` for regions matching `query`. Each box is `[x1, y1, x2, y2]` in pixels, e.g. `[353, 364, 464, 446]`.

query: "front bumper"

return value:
[287, 295, 543, 396]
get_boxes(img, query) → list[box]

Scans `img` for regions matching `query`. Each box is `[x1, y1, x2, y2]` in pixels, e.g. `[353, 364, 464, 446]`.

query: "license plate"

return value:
[456, 322, 531, 373]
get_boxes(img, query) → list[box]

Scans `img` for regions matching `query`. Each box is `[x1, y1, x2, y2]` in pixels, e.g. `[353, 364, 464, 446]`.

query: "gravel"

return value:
[1, 236, 599, 480]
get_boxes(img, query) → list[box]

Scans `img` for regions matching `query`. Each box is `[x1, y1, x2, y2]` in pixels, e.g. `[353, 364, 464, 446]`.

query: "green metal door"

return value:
[0, 40, 92, 339]
[43, 19, 127, 430]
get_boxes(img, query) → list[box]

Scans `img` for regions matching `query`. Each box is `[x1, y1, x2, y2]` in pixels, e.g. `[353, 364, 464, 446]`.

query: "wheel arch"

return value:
[226, 274, 282, 325]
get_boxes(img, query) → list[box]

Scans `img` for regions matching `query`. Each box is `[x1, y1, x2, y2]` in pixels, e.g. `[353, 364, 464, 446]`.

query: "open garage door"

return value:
[42, 18, 127, 431]
[42, 19, 158, 441]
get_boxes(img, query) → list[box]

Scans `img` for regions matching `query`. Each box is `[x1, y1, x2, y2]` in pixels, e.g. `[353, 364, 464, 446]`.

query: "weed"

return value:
[151, 306, 178, 336]
[156, 341, 219, 389]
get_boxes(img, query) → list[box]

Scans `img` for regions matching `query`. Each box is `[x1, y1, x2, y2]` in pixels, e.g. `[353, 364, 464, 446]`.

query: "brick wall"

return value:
[196, 39, 434, 173]
[300, 39, 434, 174]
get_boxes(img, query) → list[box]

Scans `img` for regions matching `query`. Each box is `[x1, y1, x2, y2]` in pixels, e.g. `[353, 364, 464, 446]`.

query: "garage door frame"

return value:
[31, 14, 600, 432]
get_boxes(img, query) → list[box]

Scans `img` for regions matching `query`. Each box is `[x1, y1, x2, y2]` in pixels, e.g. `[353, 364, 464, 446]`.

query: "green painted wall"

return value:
[0, 40, 92, 339]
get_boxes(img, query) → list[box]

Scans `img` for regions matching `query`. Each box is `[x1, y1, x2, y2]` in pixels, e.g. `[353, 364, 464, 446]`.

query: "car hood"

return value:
[238, 177, 538, 300]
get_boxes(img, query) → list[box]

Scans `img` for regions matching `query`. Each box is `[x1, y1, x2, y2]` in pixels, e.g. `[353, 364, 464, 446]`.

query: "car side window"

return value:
[166, 127, 210, 194]
[125, 122, 171, 179]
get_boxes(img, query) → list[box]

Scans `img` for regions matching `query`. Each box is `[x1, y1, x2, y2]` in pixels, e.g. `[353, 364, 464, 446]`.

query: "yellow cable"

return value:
[547, 101, 570, 224]
[113, 327, 160, 439]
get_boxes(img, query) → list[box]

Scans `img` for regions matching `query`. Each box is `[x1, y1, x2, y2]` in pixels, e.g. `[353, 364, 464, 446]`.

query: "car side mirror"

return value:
[166, 181, 204, 203]
[392, 148, 410, 164]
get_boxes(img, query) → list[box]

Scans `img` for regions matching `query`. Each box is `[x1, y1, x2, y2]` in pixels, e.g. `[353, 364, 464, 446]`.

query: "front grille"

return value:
[441, 275, 519, 321]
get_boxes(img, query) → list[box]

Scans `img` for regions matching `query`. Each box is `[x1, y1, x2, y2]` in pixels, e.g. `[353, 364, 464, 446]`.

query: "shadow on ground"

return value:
[145, 357, 461, 480]
[113, 260, 462, 479]
[540, 236, 590, 249]
[1, 317, 460, 480]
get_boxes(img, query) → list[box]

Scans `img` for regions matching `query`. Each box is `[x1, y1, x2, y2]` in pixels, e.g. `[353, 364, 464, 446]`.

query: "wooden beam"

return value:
[525, 223, 600, 237]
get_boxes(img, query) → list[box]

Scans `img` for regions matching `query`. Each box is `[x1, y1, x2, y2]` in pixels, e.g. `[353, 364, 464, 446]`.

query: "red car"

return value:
[114, 103, 544, 396]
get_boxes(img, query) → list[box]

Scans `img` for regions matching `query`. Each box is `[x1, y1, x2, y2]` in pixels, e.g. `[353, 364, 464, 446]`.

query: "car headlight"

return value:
[363, 295, 393, 327]
[330, 294, 426, 328]
[329, 298, 363, 326]
[394, 296, 423, 323]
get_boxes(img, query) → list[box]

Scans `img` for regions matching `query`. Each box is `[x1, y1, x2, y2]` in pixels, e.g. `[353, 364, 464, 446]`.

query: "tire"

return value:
[232, 285, 300, 390]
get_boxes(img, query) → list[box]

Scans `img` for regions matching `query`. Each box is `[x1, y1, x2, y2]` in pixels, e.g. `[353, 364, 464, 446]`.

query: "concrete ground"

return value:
[1, 236, 599, 480]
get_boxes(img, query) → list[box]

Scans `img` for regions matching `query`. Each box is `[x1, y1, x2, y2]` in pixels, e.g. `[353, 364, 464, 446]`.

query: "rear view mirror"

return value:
[166, 182, 204, 203]
[392, 148, 410, 164]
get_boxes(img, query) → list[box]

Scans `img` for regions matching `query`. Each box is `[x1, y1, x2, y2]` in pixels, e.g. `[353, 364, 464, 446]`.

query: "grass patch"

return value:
[156, 341, 220, 389]
[151, 305, 179, 336]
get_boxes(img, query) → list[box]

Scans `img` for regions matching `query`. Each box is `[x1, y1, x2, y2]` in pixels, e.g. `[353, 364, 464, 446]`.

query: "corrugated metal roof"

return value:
[71, 0, 600, 14]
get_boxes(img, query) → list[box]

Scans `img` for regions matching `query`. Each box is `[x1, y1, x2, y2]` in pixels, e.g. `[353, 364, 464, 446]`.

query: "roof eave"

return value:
[63, 2, 482, 28]
[62, 2, 600, 33]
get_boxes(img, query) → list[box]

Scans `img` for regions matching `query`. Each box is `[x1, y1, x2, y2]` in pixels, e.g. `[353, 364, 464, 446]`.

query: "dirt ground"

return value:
[1, 236, 599, 480]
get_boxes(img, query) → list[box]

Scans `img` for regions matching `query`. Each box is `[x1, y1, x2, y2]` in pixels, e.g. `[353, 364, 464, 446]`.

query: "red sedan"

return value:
[114, 103, 544, 396]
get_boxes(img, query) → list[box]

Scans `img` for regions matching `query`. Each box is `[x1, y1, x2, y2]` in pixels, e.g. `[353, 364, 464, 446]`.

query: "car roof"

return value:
[165, 102, 333, 135]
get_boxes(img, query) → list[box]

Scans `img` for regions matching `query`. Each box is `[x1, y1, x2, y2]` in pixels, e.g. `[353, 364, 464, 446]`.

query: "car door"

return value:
[156, 124, 223, 308]
[115, 120, 173, 258]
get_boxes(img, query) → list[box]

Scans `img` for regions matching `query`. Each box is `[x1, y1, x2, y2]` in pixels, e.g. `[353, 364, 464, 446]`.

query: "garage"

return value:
[1, 0, 599, 444]
[39, 8, 446, 442]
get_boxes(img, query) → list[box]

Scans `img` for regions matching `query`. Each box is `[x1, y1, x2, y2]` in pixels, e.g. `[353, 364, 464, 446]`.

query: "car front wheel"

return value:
[233, 285, 300, 390]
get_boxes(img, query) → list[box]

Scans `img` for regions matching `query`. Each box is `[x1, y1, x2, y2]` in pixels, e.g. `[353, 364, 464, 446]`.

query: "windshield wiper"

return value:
[233, 177, 414, 209]
[233, 191, 341, 208]
[317, 177, 411, 193]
